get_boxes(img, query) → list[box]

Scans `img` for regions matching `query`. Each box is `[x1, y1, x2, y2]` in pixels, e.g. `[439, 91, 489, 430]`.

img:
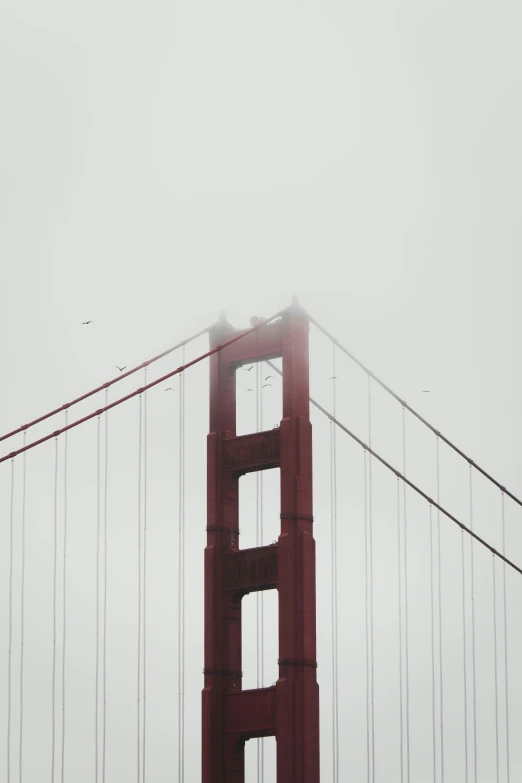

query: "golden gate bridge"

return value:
[1, 299, 520, 781]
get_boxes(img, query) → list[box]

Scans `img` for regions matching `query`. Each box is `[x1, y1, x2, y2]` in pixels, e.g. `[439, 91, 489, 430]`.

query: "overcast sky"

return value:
[1, 0, 522, 781]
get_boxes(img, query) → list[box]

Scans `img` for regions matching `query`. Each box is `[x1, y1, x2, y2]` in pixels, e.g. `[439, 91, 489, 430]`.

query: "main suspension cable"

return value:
[19, 434, 27, 783]
[501, 493, 511, 782]
[0, 326, 212, 445]
[263, 360, 522, 575]
[307, 316, 522, 511]
[2, 311, 285, 466]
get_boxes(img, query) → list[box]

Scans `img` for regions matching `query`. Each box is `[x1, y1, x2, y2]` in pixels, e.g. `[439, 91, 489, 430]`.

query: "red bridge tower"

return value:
[203, 301, 320, 782]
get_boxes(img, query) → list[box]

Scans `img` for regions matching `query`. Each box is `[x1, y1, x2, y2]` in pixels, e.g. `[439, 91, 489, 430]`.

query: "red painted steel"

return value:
[203, 302, 320, 782]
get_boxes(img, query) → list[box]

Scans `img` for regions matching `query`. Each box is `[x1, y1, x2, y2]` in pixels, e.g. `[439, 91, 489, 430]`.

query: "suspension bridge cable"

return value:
[469, 468, 478, 783]
[178, 350, 185, 783]
[142, 377, 148, 781]
[1, 311, 285, 465]
[137, 395, 143, 783]
[61, 415, 68, 783]
[501, 493, 511, 782]
[264, 360, 522, 576]
[368, 378, 376, 783]
[19, 433, 27, 783]
[143, 373, 148, 783]
[492, 553, 500, 783]
[0, 326, 213, 445]
[402, 410, 411, 783]
[52, 439, 58, 783]
[102, 391, 109, 783]
[7, 458, 15, 783]
[363, 450, 370, 783]
[95, 419, 101, 783]
[429, 504, 436, 783]
[396, 477, 404, 783]
[461, 522, 469, 783]
[502, 493, 511, 783]
[255, 360, 263, 783]
[330, 349, 339, 783]
[436, 438, 445, 783]
[307, 315, 522, 511]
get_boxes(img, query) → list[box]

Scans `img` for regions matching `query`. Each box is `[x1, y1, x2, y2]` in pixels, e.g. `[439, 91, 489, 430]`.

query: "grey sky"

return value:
[1, 0, 521, 781]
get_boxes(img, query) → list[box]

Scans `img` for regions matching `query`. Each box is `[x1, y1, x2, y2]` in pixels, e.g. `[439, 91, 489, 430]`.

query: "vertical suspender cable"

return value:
[178, 348, 185, 783]
[7, 458, 15, 783]
[19, 434, 27, 783]
[402, 408, 411, 783]
[429, 504, 436, 783]
[52, 439, 58, 783]
[61, 414, 68, 783]
[102, 390, 109, 783]
[436, 438, 445, 783]
[492, 553, 499, 783]
[330, 348, 339, 783]
[396, 476, 404, 783]
[367, 378, 375, 783]
[461, 501, 469, 783]
[95, 418, 101, 783]
[501, 493, 511, 783]
[469, 467, 478, 783]
[256, 362, 261, 783]
[363, 449, 370, 783]
[142, 372, 148, 783]
[259, 365, 264, 783]
[137, 395, 142, 783]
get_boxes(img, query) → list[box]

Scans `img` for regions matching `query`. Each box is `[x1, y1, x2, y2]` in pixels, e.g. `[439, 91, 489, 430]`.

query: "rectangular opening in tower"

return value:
[241, 588, 278, 692]
[245, 735, 276, 782]
[235, 358, 282, 437]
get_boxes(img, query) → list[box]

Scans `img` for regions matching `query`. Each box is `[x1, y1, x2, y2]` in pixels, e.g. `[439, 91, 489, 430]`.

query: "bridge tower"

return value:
[202, 300, 320, 782]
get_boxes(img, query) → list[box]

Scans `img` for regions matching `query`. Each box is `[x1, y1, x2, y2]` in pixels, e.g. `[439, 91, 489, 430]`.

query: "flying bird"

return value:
[165, 387, 175, 392]
[81, 320, 93, 325]
[265, 375, 275, 381]
[246, 388, 254, 392]
[244, 365, 254, 372]
[115, 366, 127, 372]
[262, 383, 272, 388]
[422, 390, 431, 393]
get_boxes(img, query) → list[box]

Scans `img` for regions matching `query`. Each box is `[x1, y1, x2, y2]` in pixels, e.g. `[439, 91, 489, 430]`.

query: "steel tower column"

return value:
[202, 300, 320, 782]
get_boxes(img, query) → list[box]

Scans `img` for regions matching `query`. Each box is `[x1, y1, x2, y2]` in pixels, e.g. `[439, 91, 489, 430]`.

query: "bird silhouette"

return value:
[246, 388, 254, 392]
[244, 365, 254, 371]
[81, 320, 93, 325]
[265, 375, 275, 381]
[262, 383, 272, 388]
[165, 387, 175, 392]
[422, 390, 431, 393]
[115, 366, 127, 372]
